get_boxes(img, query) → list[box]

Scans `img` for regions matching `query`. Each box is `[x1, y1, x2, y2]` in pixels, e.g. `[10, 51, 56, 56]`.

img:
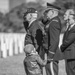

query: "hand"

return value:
[47, 58, 53, 63]
[44, 49, 49, 53]
[60, 45, 64, 52]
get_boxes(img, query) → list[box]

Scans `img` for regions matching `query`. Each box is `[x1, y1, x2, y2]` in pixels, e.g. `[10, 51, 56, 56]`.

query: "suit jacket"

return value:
[43, 16, 63, 60]
[25, 20, 43, 52]
[61, 24, 75, 59]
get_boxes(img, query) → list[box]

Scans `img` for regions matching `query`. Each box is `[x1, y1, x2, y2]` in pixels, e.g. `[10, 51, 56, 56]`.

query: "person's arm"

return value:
[31, 22, 43, 49]
[24, 31, 33, 46]
[23, 60, 28, 75]
[23, 21, 29, 31]
[48, 20, 61, 59]
[61, 30, 75, 52]
[35, 54, 47, 66]
[31, 24, 38, 49]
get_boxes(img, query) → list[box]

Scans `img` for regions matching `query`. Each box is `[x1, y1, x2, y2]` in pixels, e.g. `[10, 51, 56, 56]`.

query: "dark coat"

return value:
[25, 20, 43, 53]
[43, 16, 63, 60]
[61, 24, 75, 59]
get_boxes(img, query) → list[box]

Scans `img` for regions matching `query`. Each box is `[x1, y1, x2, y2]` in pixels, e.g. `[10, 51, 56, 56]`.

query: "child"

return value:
[23, 44, 47, 75]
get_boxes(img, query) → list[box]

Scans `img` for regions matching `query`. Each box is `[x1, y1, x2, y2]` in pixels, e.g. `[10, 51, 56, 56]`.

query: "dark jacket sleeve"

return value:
[24, 31, 33, 46]
[31, 22, 43, 49]
[24, 22, 38, 47]
[31, 23, 39, 49]
[48, 20, 61, 59]
[61, 30, 75, 52]
[35, 54, 47, 66]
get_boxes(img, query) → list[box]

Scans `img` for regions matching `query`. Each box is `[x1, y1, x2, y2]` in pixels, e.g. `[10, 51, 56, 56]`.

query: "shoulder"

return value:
[52, 16, 60, 23]
[52, 19, 59, 23]
[49, 18, 61, 29]
[70, 25, 75, 32]
[50, 19, 59, 26]
[52, 17, 60, 23]
[31, 20, 39, 28]
[32, 54, 40, 60]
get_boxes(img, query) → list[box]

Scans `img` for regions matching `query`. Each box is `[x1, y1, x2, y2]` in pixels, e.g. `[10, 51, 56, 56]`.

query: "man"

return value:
[60, 8, 75, 75]
[40, 3, 63, 75]
[24, 8, 43, 53]
[23, 7, 44, 74]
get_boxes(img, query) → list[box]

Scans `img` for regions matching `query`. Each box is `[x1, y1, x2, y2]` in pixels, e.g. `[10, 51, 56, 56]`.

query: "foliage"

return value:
[0, 0, 75, 32]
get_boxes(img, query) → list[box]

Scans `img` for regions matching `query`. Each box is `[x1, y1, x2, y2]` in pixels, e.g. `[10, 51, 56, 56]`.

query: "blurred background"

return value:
[0, 0, 74, 33]
[0, 0, 75, 75]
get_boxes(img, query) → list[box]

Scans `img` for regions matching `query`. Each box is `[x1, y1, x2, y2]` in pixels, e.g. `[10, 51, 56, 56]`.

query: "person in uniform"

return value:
[40, 3, 63, 75]
[23, 7, 45, 74]
[60, 3, 75, 75]
[23, 8, 43, 53]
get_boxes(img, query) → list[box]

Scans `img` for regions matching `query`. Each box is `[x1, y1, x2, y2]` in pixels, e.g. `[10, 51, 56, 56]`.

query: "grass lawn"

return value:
[0, 53, 67, 75]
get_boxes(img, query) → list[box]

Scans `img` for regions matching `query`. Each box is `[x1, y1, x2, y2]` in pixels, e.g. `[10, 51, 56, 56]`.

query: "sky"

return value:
[0, 0, 56, 13]
[0, 0, 9, 13]
[26, 0, 37, 3]
[26, 0, 56, 6]
[26, 0, 55, 3]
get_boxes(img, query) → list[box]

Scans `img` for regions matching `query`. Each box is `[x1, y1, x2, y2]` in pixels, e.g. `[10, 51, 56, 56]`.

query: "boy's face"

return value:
[24, 44, 34, 54]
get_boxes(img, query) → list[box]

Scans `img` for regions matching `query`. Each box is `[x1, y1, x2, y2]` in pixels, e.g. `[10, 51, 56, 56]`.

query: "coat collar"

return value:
[68, 22, 75, 31]
[28, 19, 36, 27]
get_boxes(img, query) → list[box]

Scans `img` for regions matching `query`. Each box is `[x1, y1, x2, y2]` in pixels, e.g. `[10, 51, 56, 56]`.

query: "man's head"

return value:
[64, 9, 75, 21]
[44, 3, 61, 19]
[64, 9, 75, 25]
[24, 8, 38, 22]
[63, 2, 75, 25]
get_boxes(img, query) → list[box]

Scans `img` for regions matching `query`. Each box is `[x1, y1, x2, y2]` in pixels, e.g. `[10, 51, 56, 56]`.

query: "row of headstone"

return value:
[0, 33, 26, 58]
[0, 33, 63, 58]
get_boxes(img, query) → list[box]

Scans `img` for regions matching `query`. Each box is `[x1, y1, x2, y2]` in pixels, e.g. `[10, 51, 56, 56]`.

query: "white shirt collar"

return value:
[66, 22, 75, 31]
[69, 22, 75, 30]
[29, 19, 36, 27]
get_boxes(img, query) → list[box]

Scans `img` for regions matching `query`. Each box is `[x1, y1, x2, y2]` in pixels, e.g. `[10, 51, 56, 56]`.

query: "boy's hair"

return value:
[24, 44, 35, 54]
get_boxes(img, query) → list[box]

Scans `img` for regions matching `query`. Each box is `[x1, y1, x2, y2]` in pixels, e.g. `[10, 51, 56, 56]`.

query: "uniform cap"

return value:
[47, 3, 61, 10]
[24, 8, 37, 17]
